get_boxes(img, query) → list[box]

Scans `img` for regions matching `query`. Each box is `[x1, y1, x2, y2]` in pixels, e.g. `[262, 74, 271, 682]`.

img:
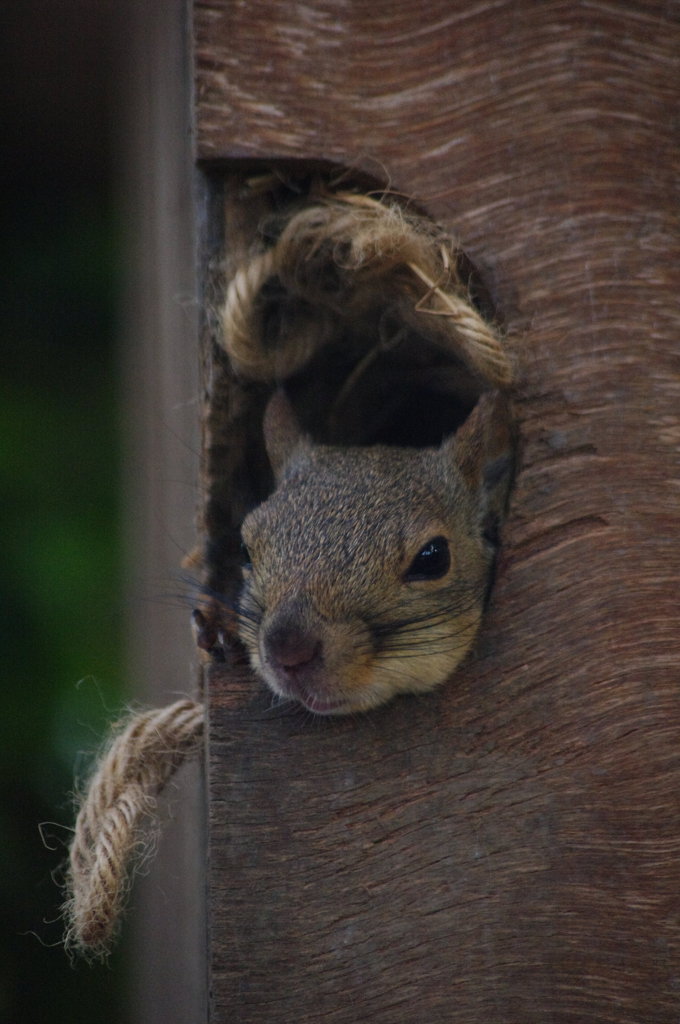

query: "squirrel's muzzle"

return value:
[265, 622, 322, 674]
[260, 602, 330, 707]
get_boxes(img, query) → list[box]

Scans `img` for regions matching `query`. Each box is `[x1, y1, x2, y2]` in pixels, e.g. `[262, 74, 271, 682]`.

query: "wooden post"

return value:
[138, 1, 680, 1020]
[122, 1, 205, 1021]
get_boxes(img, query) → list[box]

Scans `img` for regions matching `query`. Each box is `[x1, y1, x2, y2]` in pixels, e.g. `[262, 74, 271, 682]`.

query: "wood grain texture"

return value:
[123, 1, 205, 1021]
[194, 1, 680, 1020]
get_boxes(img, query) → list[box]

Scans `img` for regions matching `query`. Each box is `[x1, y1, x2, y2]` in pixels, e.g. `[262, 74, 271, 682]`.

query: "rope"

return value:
[63, 699, 204, 959]
[62, 186, 511, 960]
[220, 189, 512, 387]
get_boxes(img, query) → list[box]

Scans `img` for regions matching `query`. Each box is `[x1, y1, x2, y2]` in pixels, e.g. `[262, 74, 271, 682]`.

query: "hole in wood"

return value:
[197, 165, 515, 714]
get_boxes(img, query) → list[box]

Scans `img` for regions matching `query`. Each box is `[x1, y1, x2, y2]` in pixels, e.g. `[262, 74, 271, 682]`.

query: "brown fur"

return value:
[197, 2, 680, 1020]
[238, 391, 514, 714]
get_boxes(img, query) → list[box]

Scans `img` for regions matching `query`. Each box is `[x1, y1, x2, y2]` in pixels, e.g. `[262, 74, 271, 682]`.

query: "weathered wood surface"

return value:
[123, 1, 205, 1021]
[194, 2, 680, 1020]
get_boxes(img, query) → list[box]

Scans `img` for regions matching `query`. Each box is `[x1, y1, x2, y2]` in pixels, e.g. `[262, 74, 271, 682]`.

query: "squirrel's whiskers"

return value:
[236, 389, 514, 716]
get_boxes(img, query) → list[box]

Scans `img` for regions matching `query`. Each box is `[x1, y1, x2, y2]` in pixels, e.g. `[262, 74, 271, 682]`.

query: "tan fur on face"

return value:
[238, 393, 512, 715]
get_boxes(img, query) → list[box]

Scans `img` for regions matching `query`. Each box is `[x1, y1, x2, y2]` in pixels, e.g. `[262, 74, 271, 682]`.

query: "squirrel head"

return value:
[238, 390, 514, 715]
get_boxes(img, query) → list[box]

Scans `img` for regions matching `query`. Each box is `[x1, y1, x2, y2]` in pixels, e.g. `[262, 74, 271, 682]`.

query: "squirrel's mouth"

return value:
[297, 691, 349, 715]
[259, 655, 351, 714]
[259, 629, 358, 714]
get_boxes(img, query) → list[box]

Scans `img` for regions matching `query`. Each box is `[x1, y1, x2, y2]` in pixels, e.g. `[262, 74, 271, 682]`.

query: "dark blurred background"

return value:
[2, 2, 130, 1019]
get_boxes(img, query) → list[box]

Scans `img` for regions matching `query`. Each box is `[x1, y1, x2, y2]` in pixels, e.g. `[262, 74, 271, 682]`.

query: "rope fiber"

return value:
[62, 183, 511, 959]
[63, 699, 204, 959]
[221, 189, 512, 387]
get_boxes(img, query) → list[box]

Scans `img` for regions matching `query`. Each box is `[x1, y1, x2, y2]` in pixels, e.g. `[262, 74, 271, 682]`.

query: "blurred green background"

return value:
[2, 2, 130, 1020]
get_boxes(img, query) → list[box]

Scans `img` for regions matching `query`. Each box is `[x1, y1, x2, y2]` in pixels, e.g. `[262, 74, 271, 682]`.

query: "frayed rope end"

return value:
[61, 698, 204, 960]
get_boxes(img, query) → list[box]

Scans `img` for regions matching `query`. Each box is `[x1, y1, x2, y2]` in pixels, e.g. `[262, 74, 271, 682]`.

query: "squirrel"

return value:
[236, 389, 515, 715]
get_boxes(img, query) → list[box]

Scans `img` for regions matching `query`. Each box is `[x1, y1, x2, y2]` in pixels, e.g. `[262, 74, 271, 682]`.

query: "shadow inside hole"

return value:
[203, 163, 508, 620]
[246, 169, 500, 450]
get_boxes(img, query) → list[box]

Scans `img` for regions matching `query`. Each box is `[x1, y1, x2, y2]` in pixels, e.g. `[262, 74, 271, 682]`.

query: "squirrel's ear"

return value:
[263, 390, 310, 482]
[444, 391, 516, 540]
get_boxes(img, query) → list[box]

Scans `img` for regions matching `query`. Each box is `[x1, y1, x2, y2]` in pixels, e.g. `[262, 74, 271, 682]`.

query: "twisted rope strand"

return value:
[222, 248, 279, 376]
[219, 190, 512, 388]
[63, 699, 204, 959]
[407, 261, 511, 384]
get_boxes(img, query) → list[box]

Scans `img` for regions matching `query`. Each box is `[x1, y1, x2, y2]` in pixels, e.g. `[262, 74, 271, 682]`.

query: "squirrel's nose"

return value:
[265, 626, 321, 673]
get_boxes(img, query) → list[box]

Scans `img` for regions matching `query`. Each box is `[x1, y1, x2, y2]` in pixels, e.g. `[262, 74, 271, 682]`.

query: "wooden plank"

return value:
[121, 1, 205, 1021]
[194, 2, 680, 1020]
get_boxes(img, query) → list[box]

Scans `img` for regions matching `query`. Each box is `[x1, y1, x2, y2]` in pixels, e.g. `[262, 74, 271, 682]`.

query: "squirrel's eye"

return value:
[404, 536, 450, 582]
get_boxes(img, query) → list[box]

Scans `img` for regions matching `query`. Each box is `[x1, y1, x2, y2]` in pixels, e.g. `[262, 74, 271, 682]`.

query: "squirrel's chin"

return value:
[260, 673, 378, 716]
[277, 677, 393, 717]
[256, 655, 454, 716]
[266, 673, 355, 716]
[299, 693, 351, 715]
[257, 647, 378, 716]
